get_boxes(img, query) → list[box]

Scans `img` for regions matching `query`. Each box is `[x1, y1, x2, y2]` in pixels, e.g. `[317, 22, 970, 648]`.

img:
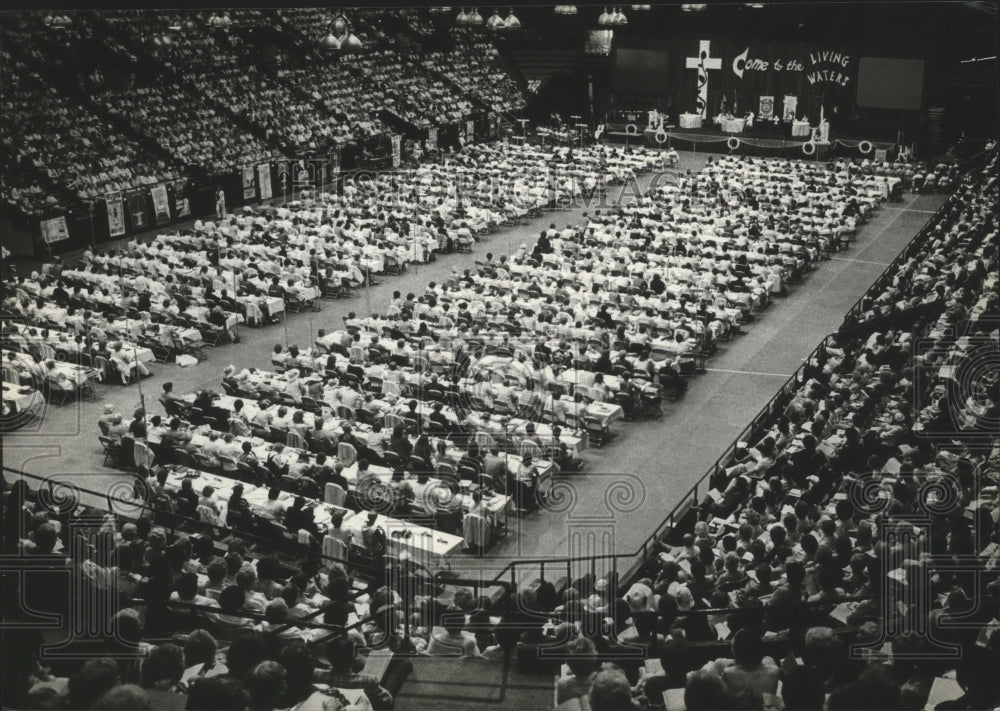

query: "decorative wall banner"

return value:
[782, 95, 798, 122]
[127, 191, 149, 230]
[175, 195, 191, 218]
[277, 162, 290, 194]
[257, 163, 272, 200]
[427, 126, 438, 150]
[293, 160, 312, 186]
[40, 215, 70, 244]
[391, 134, 402, 168]
[242, 165, 256, 199]
[329, 148, 340, 175]
[758, 95, 774, 120]
[732, 46, 852, 86]
[106, 192, 125, 237]
[466, 119, 476, 142]
[150, 184, 171, 225]
[685, 40, 722, 119]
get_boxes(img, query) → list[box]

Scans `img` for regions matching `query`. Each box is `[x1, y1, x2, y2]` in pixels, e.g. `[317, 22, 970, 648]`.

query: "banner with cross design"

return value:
[685, 40, 722, 119]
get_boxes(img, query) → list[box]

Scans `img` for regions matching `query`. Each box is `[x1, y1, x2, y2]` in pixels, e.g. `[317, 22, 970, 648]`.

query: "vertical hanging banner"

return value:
[685, 39, 723, 119]
[276, 161, 291, 196]
[488, 112, 498, 139]
[427, 127, 438, 150]
[257, 163, 273, 200]
[758, 96, 774, 121]
[782, 95, 798, 122]
[150, 184, 171, 226]
[107, 192, 126, 237]
[40, 215, 70, 244]
[127, 191, 149, 231]
[466, 119, 476, 143]
[329, 148, 341, 176]
[174, 181, 191, 218]
[242, 165, 256, 199]
[390, 134, 402, 168]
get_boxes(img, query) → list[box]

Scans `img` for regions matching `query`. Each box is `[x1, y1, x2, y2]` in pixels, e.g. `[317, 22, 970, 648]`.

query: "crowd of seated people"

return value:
[95, 77, 279, 174]
[422, 27, 526, 115]
[5, 150, 999, 711]
[342, 49, 475, 128]
[85, 147, 916, 563]
[0, 19, 181, 216]
[527, 148, 999, 711]
[848, 151, 997, 325]
[1, 474, 428, 710]
[198, 65, 350, 153]
[1, 62, 181, 204]
[108, 10, 249, 72]
[1, 11, 527, 217]
[280, 64, 390, 144]
[0, 140, 654, 399]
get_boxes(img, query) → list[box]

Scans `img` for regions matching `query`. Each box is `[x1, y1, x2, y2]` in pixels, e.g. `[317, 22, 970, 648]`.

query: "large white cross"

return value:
[686, 40, 722, 119]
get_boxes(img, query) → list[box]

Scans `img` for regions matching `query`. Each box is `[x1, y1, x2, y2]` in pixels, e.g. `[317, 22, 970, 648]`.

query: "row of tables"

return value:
[154, 465, 470, 560]
[677, 112, 812, 137]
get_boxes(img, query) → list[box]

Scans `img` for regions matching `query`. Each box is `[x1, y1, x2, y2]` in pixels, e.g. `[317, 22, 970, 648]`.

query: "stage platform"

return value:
[604, 124, 896, 160]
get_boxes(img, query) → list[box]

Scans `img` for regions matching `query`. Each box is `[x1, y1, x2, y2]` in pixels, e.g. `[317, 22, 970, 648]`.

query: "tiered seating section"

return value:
[422, 27, 527, 115]
[0, 10, 526, 218]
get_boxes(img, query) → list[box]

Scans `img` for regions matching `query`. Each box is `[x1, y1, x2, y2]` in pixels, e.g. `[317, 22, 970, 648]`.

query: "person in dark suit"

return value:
[284, 496, 320, 540]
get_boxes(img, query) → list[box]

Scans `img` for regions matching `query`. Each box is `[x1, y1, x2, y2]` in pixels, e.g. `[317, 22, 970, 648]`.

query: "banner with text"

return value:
[242, 165, 256, 200]
[150, 184, 171, 226]
[40, 215, 70, 244]
[257, 163, 272, 200]
[391, 134, 401, 168]
[107, 192, 126, 237]
[466, 119, 476, 143]
[427, 127, 438, 150]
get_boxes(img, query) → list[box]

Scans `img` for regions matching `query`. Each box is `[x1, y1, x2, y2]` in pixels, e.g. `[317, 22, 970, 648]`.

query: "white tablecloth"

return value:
[3, 381, 45, 411]
[791, 120, 811, 137]
[679, 114, 704, 129]
[721, 118, 747, 134]
[341, 511, 465, 559]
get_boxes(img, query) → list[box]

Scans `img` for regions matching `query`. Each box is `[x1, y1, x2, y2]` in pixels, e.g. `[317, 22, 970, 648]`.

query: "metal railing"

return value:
[490, 334, 834, 589]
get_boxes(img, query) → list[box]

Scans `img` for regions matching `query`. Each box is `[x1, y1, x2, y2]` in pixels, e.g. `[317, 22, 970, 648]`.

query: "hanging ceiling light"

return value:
[630, 4, 651, 10]
[555, 5, 578, 14]
[468, 7, 484, 24]
[744, 3, 765, 7]
[613, 6, 628, 24]
[318, 13, 362, 52]
[342, 32, 363, 51]
[487, 8, 505, 28]
[456, 8, 470, 24]
[504, 8, 521, 28]
[597, 7, 614, 25]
